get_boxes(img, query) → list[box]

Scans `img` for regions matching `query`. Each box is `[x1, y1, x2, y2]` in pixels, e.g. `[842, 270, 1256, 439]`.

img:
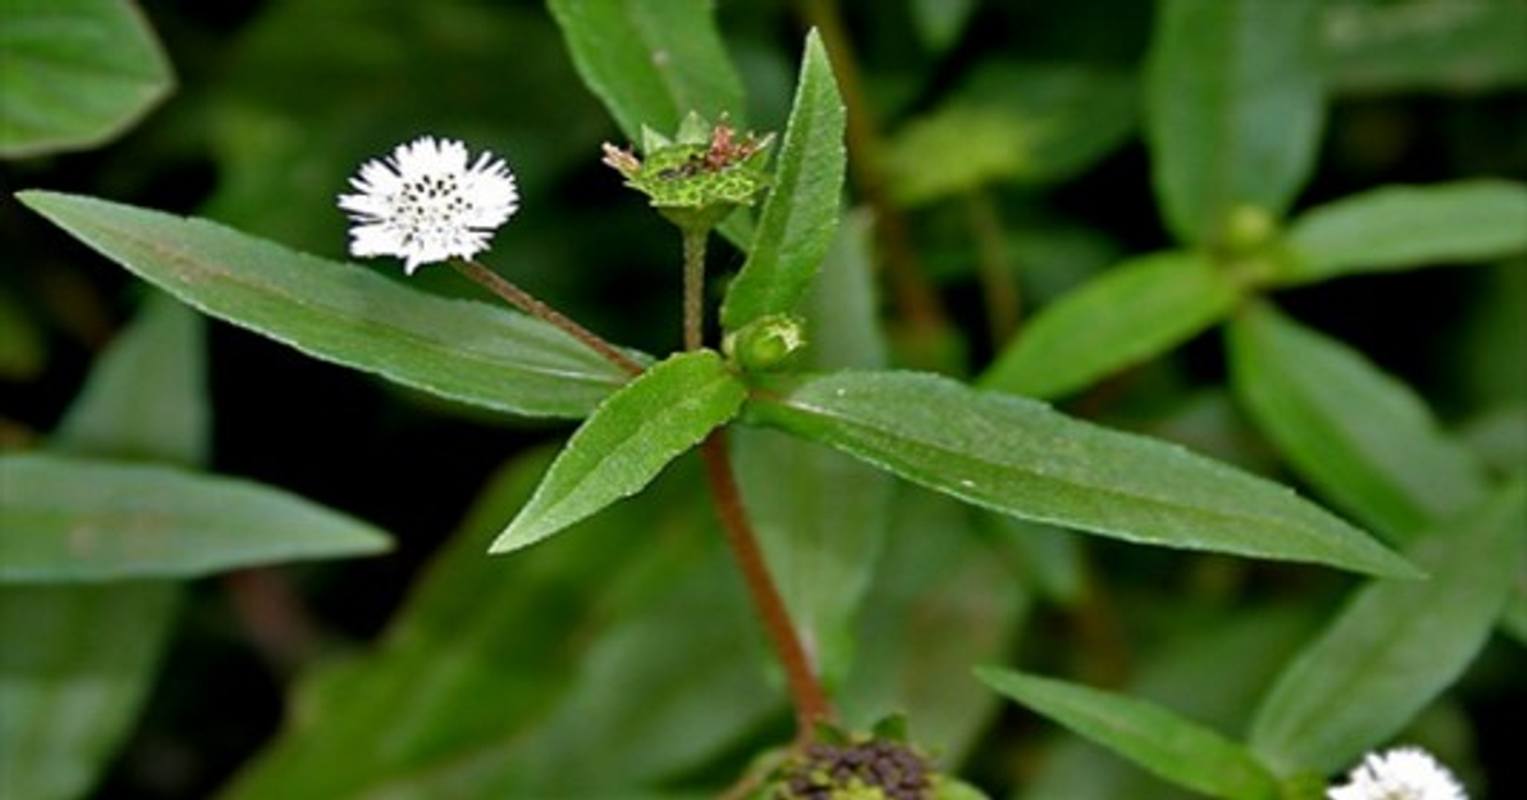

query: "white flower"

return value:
[338, 136, 519, 273]
[1328, 747, 1468, 800]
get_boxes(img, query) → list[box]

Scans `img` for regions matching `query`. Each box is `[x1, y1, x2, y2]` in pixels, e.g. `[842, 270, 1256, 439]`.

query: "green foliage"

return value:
[981, 251, 1239, 400]
[0, 294, 196, 800]
[6, 1, 1523, 797]
[0, 454, 390, 581]
[491, 350, 746, 553]
[1280, 180, 1527, 284]
[880, 62, 1136, 205]
[721, 29, 847, 331]
[750, 369, 1414, 577]
[0, 0, 173, 156]
[547, 0, 745, 139]
[0, 583, 180, 800]
[16, 191, 635, 419]
[1229, 303, 1490, 542]
[977, 667, 1281, 800]
[1248, 481, 1527, 776]
[1146, 0, 1324, 245]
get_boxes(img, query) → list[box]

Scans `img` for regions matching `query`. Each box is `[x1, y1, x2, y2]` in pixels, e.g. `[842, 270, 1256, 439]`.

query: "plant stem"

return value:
[680, 226, 832, 739]
[682, 227, 708, 351]
[452, 259, 643, 376]
[965, 188, 1021, 346]
[701, 431, 835, 737]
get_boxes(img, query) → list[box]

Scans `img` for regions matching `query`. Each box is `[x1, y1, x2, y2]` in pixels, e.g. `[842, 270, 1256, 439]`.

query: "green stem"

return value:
[965, 188, 1021, 346]
[682, 227, 708, 352]
[452, 259, 643, 376]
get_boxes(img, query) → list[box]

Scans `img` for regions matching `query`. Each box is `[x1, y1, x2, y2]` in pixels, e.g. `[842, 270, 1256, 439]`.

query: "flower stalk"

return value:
[450, 259, 643, 377]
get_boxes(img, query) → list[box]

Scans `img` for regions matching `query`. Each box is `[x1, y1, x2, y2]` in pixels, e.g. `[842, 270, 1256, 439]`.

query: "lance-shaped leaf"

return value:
[0, 292, 196, 800]
[748, 370, 1416, 577]
[222, 451, 776, 798]
[0, 0, 173, 157]
[1322, 0, 1527, 94]
[53, 294, 208, 465]
[1023, 608, 1318, 800]
[492, 351, 747, 553]
[0, 454, 391, 582]
[16, 191, 635, 418]
[0, 582, 179, 800]
[1229, 303, 1489, 542]
[1249, 480, 1527, 776]
[1277, 180, 1527, 285]
[977, 667, 1280, 800]
[547, 0, 745, 140]
[980, 251, 1238, 400]
[1146, 0, 1324, 244]
[720, 29, 846, 330]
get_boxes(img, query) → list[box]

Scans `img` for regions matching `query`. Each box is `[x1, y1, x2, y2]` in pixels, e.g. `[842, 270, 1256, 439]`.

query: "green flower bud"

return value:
[1222, 205, 1278, 255]
[723, 314, 808, 373]
[601, 112, 774, 234]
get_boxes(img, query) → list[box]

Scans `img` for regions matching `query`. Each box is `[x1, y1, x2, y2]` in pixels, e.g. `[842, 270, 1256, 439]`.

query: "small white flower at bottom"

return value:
[1328, 746, 1468, 800]
[338, 136, 519, 273]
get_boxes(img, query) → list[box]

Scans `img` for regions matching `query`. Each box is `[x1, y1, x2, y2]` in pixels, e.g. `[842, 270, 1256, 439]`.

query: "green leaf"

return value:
[907, 0, 978, 53]
[0, 582, 179, 800]
[979, 251, 1239, 400]
[546, 0, 746, 140]
[16, 190, 635, 419]
[1249, 480, 1527, 775]
[491, 350, 747, 553]
[1323, 0, 1527, 94]
[749, 370, 1417, 577]
[881, 63, 1136, 205]
[0, 0, 173, 157]
[1025, 608, 1318, 800]
[1278, 180, 1527, 285]
[721, 29, 846, 331]
[0, 282, 203, 800]
[977, 667, 1280, 800]
[0, 453, 391, 582]
[223, 450, 774, 798]
[734, 209, 892, 688]
[1145, 0, 1324, 245]
[54, 293, 209, 466]
[837, 488, 1029, 761]
[1229, 303, 1490, 542]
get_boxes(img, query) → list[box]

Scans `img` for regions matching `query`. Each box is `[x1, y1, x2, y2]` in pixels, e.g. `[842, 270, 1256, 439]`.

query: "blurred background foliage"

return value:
[2, 0, 1524, 798]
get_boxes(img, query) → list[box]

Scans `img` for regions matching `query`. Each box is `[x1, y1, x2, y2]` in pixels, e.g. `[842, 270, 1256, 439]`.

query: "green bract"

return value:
[602, 111, 774, 232]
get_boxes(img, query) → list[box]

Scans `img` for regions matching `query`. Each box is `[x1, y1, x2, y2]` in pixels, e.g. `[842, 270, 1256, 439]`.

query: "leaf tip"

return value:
[487, 520, 542, 555]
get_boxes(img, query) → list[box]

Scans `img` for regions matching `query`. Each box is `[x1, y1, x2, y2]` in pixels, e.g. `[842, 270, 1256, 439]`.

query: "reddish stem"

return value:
[700, 431, 835, 738]
[453, 259, 643, 376]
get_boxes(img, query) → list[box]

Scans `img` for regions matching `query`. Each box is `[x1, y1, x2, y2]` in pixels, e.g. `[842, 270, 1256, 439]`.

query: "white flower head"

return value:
[338, 136, 519, 273]
[1328, 747, 1468, 800]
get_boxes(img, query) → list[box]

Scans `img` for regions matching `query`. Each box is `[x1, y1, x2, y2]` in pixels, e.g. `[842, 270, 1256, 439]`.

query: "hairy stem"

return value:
[682, 227, 708, 352]
[452, 259, 643, 376]
[701, 431, 835, 737]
